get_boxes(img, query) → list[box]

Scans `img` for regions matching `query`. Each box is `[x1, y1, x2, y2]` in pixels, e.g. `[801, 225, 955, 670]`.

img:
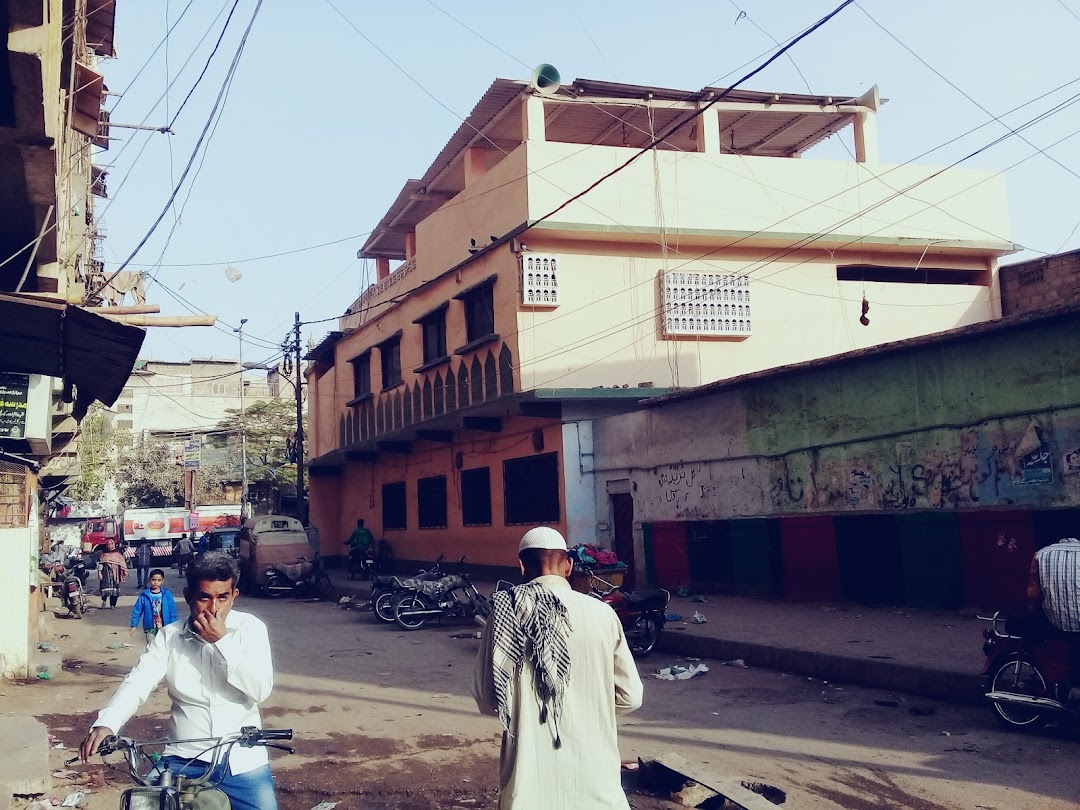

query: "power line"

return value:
[168, 0, 243, 127]
[856, 2, 1080, 186]
[88, 0, 266, 301]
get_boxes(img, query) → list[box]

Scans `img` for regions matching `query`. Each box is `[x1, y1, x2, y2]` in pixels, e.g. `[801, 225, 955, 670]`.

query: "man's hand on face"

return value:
[79, 726, 114, 763]
[192, 608, 227, 643]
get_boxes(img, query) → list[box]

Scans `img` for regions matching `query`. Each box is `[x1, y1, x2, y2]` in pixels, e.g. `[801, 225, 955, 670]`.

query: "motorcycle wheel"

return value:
[472, 593, 492, 626]
[70, 600, 83, 619]
[989, 657, 1048, 729]
[312, 574, 333, 599]
[347, 567, 356, 581]
[627, 615, 662, 658]
[394, 593, 429, 630]
[373, 591, 397, 624]
[262, 574, 290, 599]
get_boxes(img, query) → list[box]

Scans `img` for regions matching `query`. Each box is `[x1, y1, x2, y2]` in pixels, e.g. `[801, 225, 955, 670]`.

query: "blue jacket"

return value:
[130, 588, 178, 631]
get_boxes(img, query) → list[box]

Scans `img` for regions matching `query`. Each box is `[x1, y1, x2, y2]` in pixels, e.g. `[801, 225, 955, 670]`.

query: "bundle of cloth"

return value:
[568, 543, 623, 568]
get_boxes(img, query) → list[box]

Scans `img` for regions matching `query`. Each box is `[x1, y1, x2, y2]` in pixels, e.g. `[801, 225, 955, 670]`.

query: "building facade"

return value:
[307, 77, 1013, 574]
[999, 248, 1080, 318]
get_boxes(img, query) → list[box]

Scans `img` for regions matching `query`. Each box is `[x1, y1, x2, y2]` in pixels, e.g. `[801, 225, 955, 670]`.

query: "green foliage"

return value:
[211, 399, 303, 485]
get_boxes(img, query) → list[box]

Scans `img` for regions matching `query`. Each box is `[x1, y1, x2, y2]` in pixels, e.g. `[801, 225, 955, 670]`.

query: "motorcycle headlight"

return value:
[121, 787, 180, 810]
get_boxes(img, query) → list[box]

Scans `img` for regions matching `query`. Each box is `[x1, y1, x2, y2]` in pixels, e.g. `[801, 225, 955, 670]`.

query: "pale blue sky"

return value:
[96, 0, 1080, 362]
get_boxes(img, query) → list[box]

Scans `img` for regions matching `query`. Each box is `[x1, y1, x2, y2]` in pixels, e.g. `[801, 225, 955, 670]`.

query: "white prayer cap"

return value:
[518, 526, 567, 553]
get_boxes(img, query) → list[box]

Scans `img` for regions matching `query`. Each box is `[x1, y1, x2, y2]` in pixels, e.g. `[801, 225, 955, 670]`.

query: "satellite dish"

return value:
[530, 64, 561, 96]
[224, 265, 242, 282]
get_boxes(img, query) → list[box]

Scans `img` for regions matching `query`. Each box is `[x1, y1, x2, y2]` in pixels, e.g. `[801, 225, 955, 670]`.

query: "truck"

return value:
[80, 516, 121, 555]
[120, 505, 243, 564]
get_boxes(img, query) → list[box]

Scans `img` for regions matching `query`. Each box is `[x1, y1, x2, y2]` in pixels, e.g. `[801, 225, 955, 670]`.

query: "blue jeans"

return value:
[151, 755, 278, 810]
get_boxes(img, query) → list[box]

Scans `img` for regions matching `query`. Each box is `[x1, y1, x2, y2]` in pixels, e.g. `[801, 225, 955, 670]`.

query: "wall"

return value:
[593, 314, 1080, 523]
[310, 416, 567, 569]
[1000, 250, 1080, 317]
[514, 245, 993, 392]
[525, 141, 1011, 248]
[562, 421, 596, 546]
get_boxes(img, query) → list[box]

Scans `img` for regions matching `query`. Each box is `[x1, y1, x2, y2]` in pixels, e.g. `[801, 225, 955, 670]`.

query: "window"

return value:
[464, 285, 495, 342]
[382, 481, 406, 531]
[380, 336, 402, 389]
[503, 452, 559, 524]
[836, 265, 988, 286]
[117, 403, 132, 414]
[118, 387, 133, 399]
[350, 352, 371, 399]
[461, 467, 492, 526]
[417, 475, 448, 529]
[116, 419, 132, 430]
[420, 308, 447, 365]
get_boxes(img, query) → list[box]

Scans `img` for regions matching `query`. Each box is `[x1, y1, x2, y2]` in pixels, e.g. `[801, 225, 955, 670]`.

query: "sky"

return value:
[94, 0, 1080, 364]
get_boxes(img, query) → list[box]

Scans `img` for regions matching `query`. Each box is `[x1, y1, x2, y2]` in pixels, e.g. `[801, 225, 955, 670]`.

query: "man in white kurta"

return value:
[473, 527, 643, 809]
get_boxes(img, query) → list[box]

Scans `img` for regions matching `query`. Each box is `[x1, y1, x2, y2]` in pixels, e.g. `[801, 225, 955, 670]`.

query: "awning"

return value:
[71, 62, 104, 139]
[0, 294, 145, 417]
[85, 0, 117, 58]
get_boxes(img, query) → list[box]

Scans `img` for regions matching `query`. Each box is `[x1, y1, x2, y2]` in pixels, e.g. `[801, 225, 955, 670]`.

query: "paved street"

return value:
[7, 571, 1080, 809]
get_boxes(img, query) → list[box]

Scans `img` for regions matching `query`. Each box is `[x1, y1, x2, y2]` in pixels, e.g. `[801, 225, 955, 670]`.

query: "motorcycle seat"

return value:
[626, 589, 669, 610]
[276, 561, 314, 581]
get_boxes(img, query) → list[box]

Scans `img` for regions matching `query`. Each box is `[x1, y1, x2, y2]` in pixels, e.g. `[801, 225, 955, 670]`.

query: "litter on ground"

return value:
[654, 662, 710, 680]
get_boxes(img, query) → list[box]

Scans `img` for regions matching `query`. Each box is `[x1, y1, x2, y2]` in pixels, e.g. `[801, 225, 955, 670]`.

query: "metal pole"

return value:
[294, 312, 305, 522]
[236, 319, 248, 519]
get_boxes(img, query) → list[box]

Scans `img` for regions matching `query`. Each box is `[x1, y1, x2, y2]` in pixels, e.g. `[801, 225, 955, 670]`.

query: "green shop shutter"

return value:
[897, 512, 962, 609]
[728, 518, 782, 598]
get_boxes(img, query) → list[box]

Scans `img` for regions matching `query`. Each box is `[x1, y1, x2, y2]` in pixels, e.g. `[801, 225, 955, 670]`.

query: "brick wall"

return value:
[999, 249, 1080, 317]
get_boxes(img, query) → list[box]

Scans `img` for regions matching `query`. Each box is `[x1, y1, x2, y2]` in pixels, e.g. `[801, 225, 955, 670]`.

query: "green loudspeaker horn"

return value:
[530, 64, 561, 96]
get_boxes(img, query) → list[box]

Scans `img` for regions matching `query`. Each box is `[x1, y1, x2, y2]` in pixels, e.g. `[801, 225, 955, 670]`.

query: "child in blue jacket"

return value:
[129, 569, 178, 647]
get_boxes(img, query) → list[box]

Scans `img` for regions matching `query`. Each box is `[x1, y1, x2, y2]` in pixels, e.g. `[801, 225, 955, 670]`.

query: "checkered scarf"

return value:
[489, 581, 573, 748]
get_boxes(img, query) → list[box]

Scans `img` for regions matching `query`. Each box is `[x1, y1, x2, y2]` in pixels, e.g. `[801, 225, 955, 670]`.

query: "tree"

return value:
[211, 399, 302, 485]
[115, 436, 228, 508]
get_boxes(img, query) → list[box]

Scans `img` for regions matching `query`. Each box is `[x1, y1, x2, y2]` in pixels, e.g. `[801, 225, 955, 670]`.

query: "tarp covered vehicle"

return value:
[237, 515, 314, 594]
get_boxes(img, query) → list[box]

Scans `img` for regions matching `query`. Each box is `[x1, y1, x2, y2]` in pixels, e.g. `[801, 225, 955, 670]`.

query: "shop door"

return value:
[611, 493, 636, 591]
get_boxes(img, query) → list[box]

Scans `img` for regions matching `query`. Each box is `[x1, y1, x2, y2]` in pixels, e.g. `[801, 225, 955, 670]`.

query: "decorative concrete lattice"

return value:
[661, 271, 753, 337]
[521, 254, 560, 307]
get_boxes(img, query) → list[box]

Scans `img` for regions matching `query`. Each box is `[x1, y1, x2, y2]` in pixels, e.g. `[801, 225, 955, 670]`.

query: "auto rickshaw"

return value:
[237, 515, 312, 594]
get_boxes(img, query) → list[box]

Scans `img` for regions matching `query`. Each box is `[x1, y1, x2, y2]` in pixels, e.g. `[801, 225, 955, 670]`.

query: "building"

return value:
[306, 77, 1013, 575]
[999, 248, 1080, 318]
[588, 304, 1080, 610]
[1, 0, 143, 680]
[120, 358, 287, 438]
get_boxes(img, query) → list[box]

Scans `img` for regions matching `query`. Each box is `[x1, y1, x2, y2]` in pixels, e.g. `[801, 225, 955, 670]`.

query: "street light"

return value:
[234, 319, 248, 518]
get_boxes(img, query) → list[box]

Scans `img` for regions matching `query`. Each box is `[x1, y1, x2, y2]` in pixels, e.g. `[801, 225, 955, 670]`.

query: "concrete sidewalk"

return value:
[327, 570, 987, 704]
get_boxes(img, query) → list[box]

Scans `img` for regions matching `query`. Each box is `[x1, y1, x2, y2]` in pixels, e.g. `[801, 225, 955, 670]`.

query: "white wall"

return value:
[561, 421, 596, 546]
[0, 525, 36, 679]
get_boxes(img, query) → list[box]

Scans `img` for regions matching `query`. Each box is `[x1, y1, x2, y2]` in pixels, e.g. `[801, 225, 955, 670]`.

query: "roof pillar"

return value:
[376, 257, 391, 280]
[522, 95, 546, 142]
[464, 146, 488, 187]
[694, 106, 720, 155]
[404, 232, 416, 261]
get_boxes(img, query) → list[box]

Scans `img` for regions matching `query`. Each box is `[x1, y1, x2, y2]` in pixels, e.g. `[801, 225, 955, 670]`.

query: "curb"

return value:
[657, 631, 984, 705]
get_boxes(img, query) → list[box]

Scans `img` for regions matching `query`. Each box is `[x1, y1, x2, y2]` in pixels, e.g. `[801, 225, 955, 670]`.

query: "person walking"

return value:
[472, 527, 643, 810]
[129, 569, 177, 648]
[80, 552, 279, 810]
[174, 533, 195, 577]
[97, 540, 128, 609]
[134, 538, 154, 589]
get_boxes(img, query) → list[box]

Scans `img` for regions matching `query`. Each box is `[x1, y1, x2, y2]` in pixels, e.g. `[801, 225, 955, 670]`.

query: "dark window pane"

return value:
[422, 311, 447, 364]
[351, 353, 371, 398]
[503, 452, 559, 524]
[465, 285, 495, 342]
[417, 475, 448, 529]
[382, 481, 407, 531]
[461, 467, 492, 526]
[381, 339, 402, 388]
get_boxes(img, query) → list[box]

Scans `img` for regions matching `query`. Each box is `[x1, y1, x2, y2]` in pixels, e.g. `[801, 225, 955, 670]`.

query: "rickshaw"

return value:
[237, 515, 313, 595]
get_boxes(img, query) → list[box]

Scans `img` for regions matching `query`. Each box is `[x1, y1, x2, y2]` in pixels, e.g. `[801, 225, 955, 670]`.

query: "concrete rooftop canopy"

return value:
[360, 77, 877, 260]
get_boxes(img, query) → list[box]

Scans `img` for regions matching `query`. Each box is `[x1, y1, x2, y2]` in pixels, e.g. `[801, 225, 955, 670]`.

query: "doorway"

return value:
[610, 493, 635, 591]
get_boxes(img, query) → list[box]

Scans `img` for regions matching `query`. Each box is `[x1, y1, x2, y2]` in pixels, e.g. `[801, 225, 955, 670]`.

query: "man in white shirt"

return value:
[79, 552, 278, 810]
[473, 527, 643, 810]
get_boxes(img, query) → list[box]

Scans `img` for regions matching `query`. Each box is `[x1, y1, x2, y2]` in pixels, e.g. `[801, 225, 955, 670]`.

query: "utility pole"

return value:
[294, 311, 305, 523]
[235, 319, 248, 519]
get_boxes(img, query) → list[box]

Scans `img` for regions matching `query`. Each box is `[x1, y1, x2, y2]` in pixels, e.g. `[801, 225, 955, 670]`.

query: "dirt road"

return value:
[6, 570, 1079, 809]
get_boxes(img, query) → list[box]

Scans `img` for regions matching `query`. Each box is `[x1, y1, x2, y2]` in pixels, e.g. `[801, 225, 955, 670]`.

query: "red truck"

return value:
[80, 516, 121, 555]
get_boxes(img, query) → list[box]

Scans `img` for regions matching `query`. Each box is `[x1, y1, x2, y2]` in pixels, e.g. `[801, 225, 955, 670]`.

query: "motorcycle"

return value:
[371, 555, 445, 623]
[586, 569, 670, 658]
[393, 559, 491, 631]
[79, 726, 293, 809]
[346, 546, 376, 581]
[62, 570, 89, 619]
[981, 611, 1080, 729]
[262, 555, 333, 600]
[65, 555, 91, 587]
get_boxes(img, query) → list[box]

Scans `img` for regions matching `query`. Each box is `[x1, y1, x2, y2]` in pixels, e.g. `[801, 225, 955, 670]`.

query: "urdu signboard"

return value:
[0, 373, 30, 439]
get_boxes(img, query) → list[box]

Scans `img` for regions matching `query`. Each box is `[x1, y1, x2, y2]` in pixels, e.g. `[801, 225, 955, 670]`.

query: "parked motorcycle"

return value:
[586, 569, 670, 658]
[981, 611, 1080, 729]
[393, 559, 491, 630]
[62, 570, 89, 619]
[371, 555, 445, 623]
[79, 726, 293, 809]
[65, 555, 91, 587]
[263, 555, 333, 600]
[346, 546, 376, 580]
